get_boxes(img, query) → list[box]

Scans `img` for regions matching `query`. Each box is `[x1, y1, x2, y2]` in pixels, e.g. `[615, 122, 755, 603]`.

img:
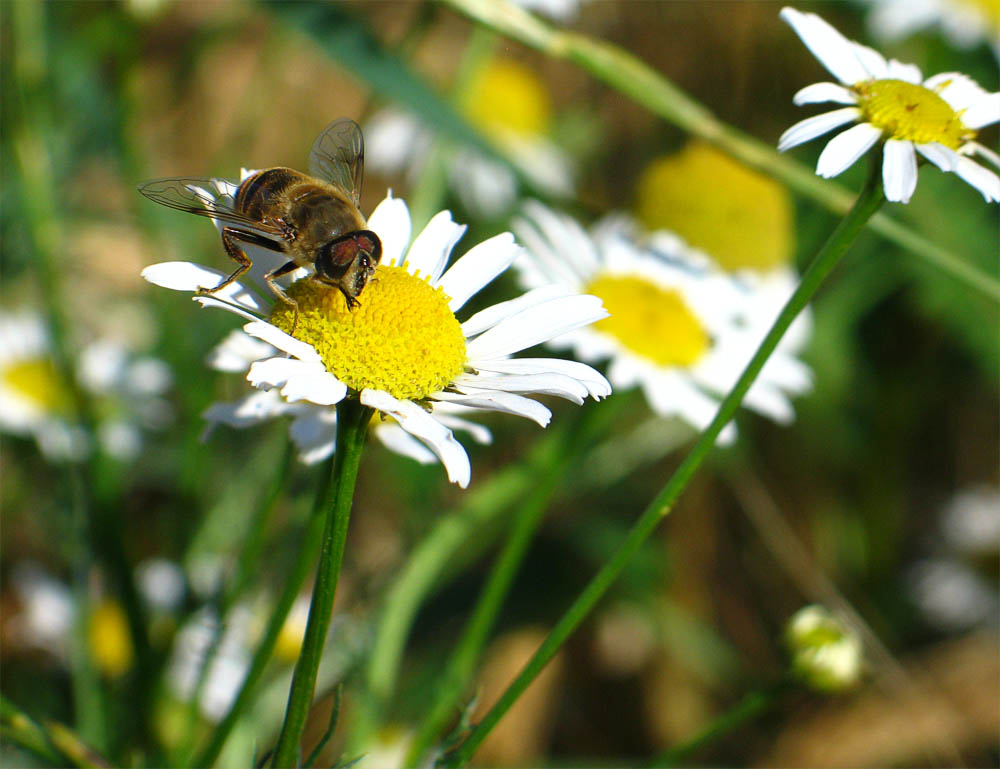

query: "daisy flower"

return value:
[778, 6, 1000, 203]
[142, 182, 610, 488]
[366, 59, 573, 218]
[0, 310, 172, 461]
[512, 202, 813, 443]
[864, 0, 1000, 59]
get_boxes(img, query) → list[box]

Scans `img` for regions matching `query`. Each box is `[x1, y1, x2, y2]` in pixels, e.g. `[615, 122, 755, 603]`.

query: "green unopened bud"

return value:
[785, 605, 863, 693]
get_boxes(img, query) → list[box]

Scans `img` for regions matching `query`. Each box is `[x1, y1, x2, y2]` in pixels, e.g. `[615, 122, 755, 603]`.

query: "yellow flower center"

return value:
[586, 274, 709, 367]
[88, 600, 134, 678]
[635, 143, 793, 272]
[270, 265, 468, 401]
[460, 60, 553, 139]
[2, 358, 72, 414]
[853, 79, 972, 149]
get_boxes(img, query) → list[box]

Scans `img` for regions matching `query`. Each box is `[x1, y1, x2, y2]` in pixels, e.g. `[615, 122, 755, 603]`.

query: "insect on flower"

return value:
[138, 118, 382, 332]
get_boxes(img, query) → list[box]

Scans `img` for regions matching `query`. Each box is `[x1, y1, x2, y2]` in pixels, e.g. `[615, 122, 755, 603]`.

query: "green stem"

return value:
[442, 165, 885, 768]
[648, 681, 791, 768]
[406, 402, 622, 765]
[192, 448, 333, 768]
[271, 399, 372, 768]
[438, 0, 999, 303]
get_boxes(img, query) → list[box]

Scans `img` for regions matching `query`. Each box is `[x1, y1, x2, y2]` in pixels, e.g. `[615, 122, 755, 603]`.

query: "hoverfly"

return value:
[138, 118, 382, 331]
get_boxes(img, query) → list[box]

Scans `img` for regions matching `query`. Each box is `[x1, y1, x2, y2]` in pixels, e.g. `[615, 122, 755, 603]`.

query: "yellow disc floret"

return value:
[461, 60, 553, 139]
[635, 143, 793, 272]
[3, 358, 73, 414]
[270, 265, 468, 401]
[853, 79, 971, 149]
[586, 274, 709, 367]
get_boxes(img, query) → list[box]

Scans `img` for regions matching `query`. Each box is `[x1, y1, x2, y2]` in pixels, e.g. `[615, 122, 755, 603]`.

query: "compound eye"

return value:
[316, 237, 359, 279]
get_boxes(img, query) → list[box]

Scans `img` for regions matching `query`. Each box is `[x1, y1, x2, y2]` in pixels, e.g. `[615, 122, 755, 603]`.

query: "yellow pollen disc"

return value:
[2, 358, 72, 414]
[853, 79, 971, 148]
[270, 265, 468, 401]
[586, 274, 709, 367]
[635, 143, 793, 272]
[460, 60, 553, 139]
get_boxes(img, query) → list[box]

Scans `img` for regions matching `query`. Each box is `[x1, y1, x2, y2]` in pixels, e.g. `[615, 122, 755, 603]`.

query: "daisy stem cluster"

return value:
[439, 0, 1000, 302]
[405, 398, 627, 764]
[271, 399, 373, 768]
[442, 164, 886, 767]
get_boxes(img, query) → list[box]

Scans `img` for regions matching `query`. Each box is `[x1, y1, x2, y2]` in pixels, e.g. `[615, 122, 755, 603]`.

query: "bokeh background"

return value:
[2, 1, 998, 767]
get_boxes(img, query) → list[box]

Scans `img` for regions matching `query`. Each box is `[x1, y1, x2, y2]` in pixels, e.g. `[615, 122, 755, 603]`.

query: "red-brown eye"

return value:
[330, 238, 358, 266]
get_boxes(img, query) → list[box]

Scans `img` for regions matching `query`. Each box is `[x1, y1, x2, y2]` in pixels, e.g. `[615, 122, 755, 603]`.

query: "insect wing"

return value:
[308, 118, 364, 207]
[137, 177, 284, 240]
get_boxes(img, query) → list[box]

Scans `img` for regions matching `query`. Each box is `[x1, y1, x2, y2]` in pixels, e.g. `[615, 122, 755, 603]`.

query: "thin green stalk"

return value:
[405, 401, 623, 765]
[352, 424, 569, 752]
[439, 0, 999, 303]
[648, 681, 791, 768]
[1, 696, 110, 769]
[442, 165, 886, 767]
[192, 449, 333, 768]
[271, 399, 372, 768]
[175, 436, 296, 765]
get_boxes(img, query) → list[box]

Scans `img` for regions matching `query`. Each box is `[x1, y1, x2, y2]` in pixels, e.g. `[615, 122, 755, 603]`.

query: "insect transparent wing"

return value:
[137, 177, 285, 240]
[308, 118, 364, 207]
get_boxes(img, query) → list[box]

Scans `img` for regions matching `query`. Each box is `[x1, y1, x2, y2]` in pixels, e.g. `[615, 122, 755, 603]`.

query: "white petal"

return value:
[465, 294, 608, 360]
[439, 233, 520, 312]
[289, 409, 337, 465]
[206, 330, 275, 373]
[242, 321, 321, 363]
[404, 210, 467, 283]
[778, 108, 862, 152]
[964, 141, 1000, 171]
[361, 389, 471, 487]
[849, 42, 891, 80]
[366, 192, 412, 268]
[431, 388, 551, 427]
[882, 139, 918, 202]
[780, 7, 875, 85]
[793, 82, 858, 105]
[916, 142, 960, 171]
[454, 372, 590, 404]
[742, 381, 796, 424]
[960, 91, 1000, 130]
[247, 358, 346, 405]
[142, 262, 224, 292]
[926, 72, 991, 113]
[374, 422, 438, 465]
[954, 156, 1000, 202]
[470, 357, 611, 399]
[885, 58, 922, 84]
[434, 413, 493, 445]
[815, 122, 882, 177]
[461, 284, 572, 339]
[519, 200, 601, 279]
[201, 390, 289, 429]
[194, 296, 263, 323]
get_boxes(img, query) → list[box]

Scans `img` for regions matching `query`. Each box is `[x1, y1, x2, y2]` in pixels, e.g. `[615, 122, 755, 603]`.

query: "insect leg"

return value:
[265, 261, 302, 336]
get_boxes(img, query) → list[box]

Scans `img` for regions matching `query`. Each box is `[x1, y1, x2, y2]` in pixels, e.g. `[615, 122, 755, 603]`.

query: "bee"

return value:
[138, 118, 382, 331]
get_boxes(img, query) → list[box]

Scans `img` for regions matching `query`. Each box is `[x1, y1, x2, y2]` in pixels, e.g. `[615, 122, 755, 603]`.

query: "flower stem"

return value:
[405, 401, 624, 765]
[439, 0, 998, 303]
[647, 680, 792, 767]
[192, 447, 331, 769]
[270, 399, 372, 768]
[441, 167, 885, 767]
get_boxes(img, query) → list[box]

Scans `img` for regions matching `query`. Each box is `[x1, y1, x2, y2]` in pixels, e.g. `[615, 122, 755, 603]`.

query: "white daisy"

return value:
[864, 0, 1000, 59]
[142, 186, 610, 488]
[366, 60, 573, 219]
[0, 310, 172, 461]
[512, 202, 813, 443]
[778, 6, 1000, 203]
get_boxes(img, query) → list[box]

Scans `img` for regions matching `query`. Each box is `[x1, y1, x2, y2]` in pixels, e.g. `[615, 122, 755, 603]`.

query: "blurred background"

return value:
[2, 1, 997, 767]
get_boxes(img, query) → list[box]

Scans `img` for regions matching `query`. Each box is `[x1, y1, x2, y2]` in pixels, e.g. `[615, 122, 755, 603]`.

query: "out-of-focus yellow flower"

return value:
[460, 60, 553, 140]
[635, 142, 793, 272]
[274, 596, 311, 664]
[88, 599, 134, 678]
